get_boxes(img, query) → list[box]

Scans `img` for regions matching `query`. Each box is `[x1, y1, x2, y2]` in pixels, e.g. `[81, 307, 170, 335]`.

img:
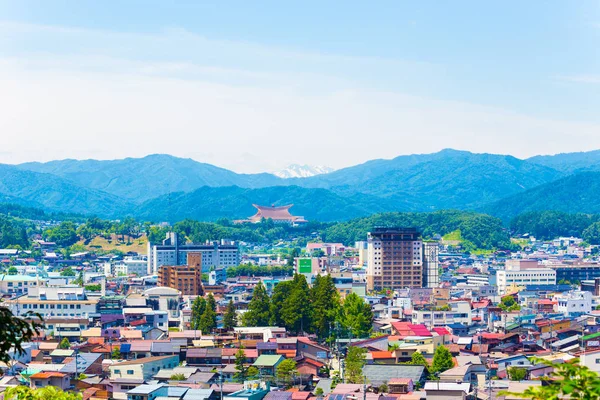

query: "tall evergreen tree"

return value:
[206, 293, 217, 312]
[345, 346, 367, 384]
[269, 281, 293, 326]
[311, 274, 340, 339]
[242, 281, 271, 327]
[338, 293, 373, 338]
[199, 305, 217, 334]
[234, 348, 247, 382]
[281, 274, 312, 334]
[223, 299, 238, 330]
[191, 296, 207, 330]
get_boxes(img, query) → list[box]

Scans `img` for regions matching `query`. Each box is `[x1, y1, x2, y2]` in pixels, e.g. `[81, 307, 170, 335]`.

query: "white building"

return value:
[553, 290, 592, 316]
[581, 349, 600, 373]
[412, 301, 472, 327]
[147, 232, 240, 274]
[496, 261, 556, 295]
[5, 286, 98, 319]
[114, 257, 147, 277]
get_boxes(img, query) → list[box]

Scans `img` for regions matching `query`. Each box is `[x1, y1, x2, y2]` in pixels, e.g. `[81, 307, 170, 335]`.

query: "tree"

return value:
[276, 358, 298, 387]
[73, 271, 84, 286]
[431, 345, 454, 374]
[111, 347, 121, 360]
[43, 222, 79, 247]
[191, 296, 207, 330]
[0, 307, 41, 364]
[345, 346, 367, 384]
[378, 383, 388, 393]
[247, 366, 260, 380]
[198, 305, 217, 334]
[583, 222, 600, 245]
[338, 293, 373, 338]
[234, 348, 247, 382]
[242, 281, 271, 327]
[315, 388, 324, 397]
[170, 373, 186, 381]
[407, 351, 429, 374]
[269, 281, 293, 326]
[60, 266, 76, 277]
[499, 295, 520, 312]
[206, 293, 217, 312]
[59, 337, 71, 349]
[7, 266, 17, 275]
[502, 359, 600, 400]
[281, 274, 312, 334]
[5, 386, 81, 400]
[223, 299, 238, 331]
[311, 274, 340, 340]
[508, 366, 528, 381]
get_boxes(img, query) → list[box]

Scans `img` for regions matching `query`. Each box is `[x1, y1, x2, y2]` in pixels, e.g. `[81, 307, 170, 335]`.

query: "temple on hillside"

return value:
[235, 204, 307, 225]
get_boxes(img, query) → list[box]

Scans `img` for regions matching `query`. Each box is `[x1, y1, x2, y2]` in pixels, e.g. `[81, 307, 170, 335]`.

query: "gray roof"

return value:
[61, 353, 102, 374]
[152, 342, 181, 354]
[424, 382, 471, 392]
[184, 389, 215, 400]
[362, 364, 426, 386]
[127, 384, 165, 394]
[314, 378, 333, 395]
[264, 392, 293, 400]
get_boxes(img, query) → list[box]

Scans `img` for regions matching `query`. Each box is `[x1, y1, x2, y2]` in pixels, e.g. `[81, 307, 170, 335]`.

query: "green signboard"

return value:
[298, 258, 312, 274]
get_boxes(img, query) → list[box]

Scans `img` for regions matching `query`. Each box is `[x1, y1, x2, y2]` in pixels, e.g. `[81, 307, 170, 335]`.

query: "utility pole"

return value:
[219, 369, 224, 400]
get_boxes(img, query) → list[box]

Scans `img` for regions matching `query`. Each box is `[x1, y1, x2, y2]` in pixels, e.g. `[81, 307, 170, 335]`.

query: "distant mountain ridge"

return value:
[8, 148, 600, 221]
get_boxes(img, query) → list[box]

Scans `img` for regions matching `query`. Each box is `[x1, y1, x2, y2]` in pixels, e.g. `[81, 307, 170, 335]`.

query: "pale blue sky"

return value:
[0, 1, 598, 172]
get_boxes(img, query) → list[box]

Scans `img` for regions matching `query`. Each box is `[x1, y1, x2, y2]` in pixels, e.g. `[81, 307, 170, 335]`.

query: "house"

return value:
[30, 372, 70, 391]
[362, 364, 426, 387]
[186, 348, 222, 366]
[581, 348, 600, 373]
[424, 382, 471, 400]
[253, 355, 284, 376]
[387, 378, 414, 394]
[223, 380, 270, 400]
[110, 355, 180, 381]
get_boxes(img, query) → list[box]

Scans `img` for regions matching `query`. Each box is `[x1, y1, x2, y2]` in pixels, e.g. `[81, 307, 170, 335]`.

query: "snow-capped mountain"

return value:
[274, 164, 335, 179]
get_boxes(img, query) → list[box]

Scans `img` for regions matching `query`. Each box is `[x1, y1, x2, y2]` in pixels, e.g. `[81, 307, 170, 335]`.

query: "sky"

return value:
[0, 1, 599, 173]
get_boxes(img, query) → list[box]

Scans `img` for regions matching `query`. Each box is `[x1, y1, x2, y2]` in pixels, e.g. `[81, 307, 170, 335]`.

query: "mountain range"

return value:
[2, 148, 599, 222]
[273, 164, 334, 179]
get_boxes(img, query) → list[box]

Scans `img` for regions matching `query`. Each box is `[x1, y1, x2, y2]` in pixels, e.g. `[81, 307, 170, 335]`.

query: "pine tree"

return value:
[242, 281, 271, 326]
[198, 305, 217, 334]
[223, 299, 238, 331]
[234, 348, 247, 382]
[269, 281, 293, 326]
[206, 293, 217, 312]
[311, 274, 340, 340]
[281, 274, 312, 334]
[431, 345, 454, 374]
[338, 293, 373, 338]
[345, 346, 367, 384]
[191, 296, 207, 330]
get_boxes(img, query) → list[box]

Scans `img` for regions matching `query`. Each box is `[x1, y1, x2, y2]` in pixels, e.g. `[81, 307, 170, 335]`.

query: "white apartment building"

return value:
[114, 257, 147, 277]
[147, 232, 240, 274]
[553, 290, 592, 316]
[465, 274, 490, 286]
[496, 261, 556, 295]
[5, 286, 98, 319]
[412, 301, 472, 327]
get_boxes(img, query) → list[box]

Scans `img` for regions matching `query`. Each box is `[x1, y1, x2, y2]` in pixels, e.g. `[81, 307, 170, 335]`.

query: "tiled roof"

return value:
[30, 372, 66, 379]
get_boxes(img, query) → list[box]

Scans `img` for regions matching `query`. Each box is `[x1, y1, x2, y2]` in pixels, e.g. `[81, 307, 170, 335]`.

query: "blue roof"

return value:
[61, 353, 102, 373]
[120, 344, 131, 353]
[447, 323, 467, 329]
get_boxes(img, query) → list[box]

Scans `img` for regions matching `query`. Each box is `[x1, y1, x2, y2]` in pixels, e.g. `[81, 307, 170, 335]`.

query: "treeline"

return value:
[0, 203, 84, 222]
[226, 264, 294, 278]
[0, 216, 29, 249]
[239, 275, 373, 340]
[323, 210, 513, 249]
[510, 211, 600, 243]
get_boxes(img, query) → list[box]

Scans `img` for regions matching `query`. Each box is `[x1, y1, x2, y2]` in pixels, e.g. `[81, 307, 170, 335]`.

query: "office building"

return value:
[158, 253, 204, 296]
[496, 261, 556, 295]
[366, 228, 423, 291]
[148, 232, 240, 274]
[422, 242, 439, 288]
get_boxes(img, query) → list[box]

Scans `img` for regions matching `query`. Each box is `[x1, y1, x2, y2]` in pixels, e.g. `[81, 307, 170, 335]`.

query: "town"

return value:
[0, 204, 598, 400]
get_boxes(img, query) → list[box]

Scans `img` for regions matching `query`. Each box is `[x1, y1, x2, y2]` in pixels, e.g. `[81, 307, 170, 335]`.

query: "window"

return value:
[127, 370, 134, 375]
[114, 369, 121, 374]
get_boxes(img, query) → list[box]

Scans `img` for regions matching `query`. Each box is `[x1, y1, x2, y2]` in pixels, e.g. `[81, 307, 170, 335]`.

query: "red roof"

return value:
[31, 350, 41, 357]
[388, 378, 412, 384]
[432, 327, 450, 336]
[481, 333, 502, 340]
[250, 204, 299, 221]
[538, 299, 556, 305]
[370, 351, 394, 359]
[30, 372, 66, 379]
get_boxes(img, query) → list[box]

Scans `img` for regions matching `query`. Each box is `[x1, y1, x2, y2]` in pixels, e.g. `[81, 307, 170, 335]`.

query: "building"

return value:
[553, 290, 592, 316]
[550, 264, 600, 283]
[109, 355, 180, 381]
[367, 228, 435, 291]
[114, 257, 147, 277]
[411, 301, 472, 327]
[158, 253, 203, 296]
[6, 286, 98, 320]
[148, 232, 239, 274]
[0, 274, 40, 296]
[245, 204, 306, 225]
[496, 262, 556, 295]
[423, 242, 439, 288]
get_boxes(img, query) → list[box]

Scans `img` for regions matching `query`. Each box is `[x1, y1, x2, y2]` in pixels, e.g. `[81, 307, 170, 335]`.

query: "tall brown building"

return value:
[366, 227, 423, 291]
[158, 252, 204, 296]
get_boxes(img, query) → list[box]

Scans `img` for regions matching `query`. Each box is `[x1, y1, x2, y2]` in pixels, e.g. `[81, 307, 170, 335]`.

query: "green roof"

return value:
[0, 275, 40, 281]
[50, 349, 75, 357]
[582, 331, 600, 341]
[252, 355, 283, 367]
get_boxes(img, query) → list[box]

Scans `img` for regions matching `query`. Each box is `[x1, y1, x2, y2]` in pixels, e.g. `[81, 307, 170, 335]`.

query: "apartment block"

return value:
[158, 253, 204, 296]
[148, 232, 240, 274]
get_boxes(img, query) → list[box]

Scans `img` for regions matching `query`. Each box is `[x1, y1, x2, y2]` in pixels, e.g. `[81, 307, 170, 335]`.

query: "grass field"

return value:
[78, 233, 148, 254]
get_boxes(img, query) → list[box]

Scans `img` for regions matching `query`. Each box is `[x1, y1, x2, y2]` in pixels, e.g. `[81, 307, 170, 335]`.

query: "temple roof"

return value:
[250, 204, 297, 221]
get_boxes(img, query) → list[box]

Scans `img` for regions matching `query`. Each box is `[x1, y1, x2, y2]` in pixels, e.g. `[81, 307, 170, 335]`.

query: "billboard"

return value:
[298, 258, 312, 274]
